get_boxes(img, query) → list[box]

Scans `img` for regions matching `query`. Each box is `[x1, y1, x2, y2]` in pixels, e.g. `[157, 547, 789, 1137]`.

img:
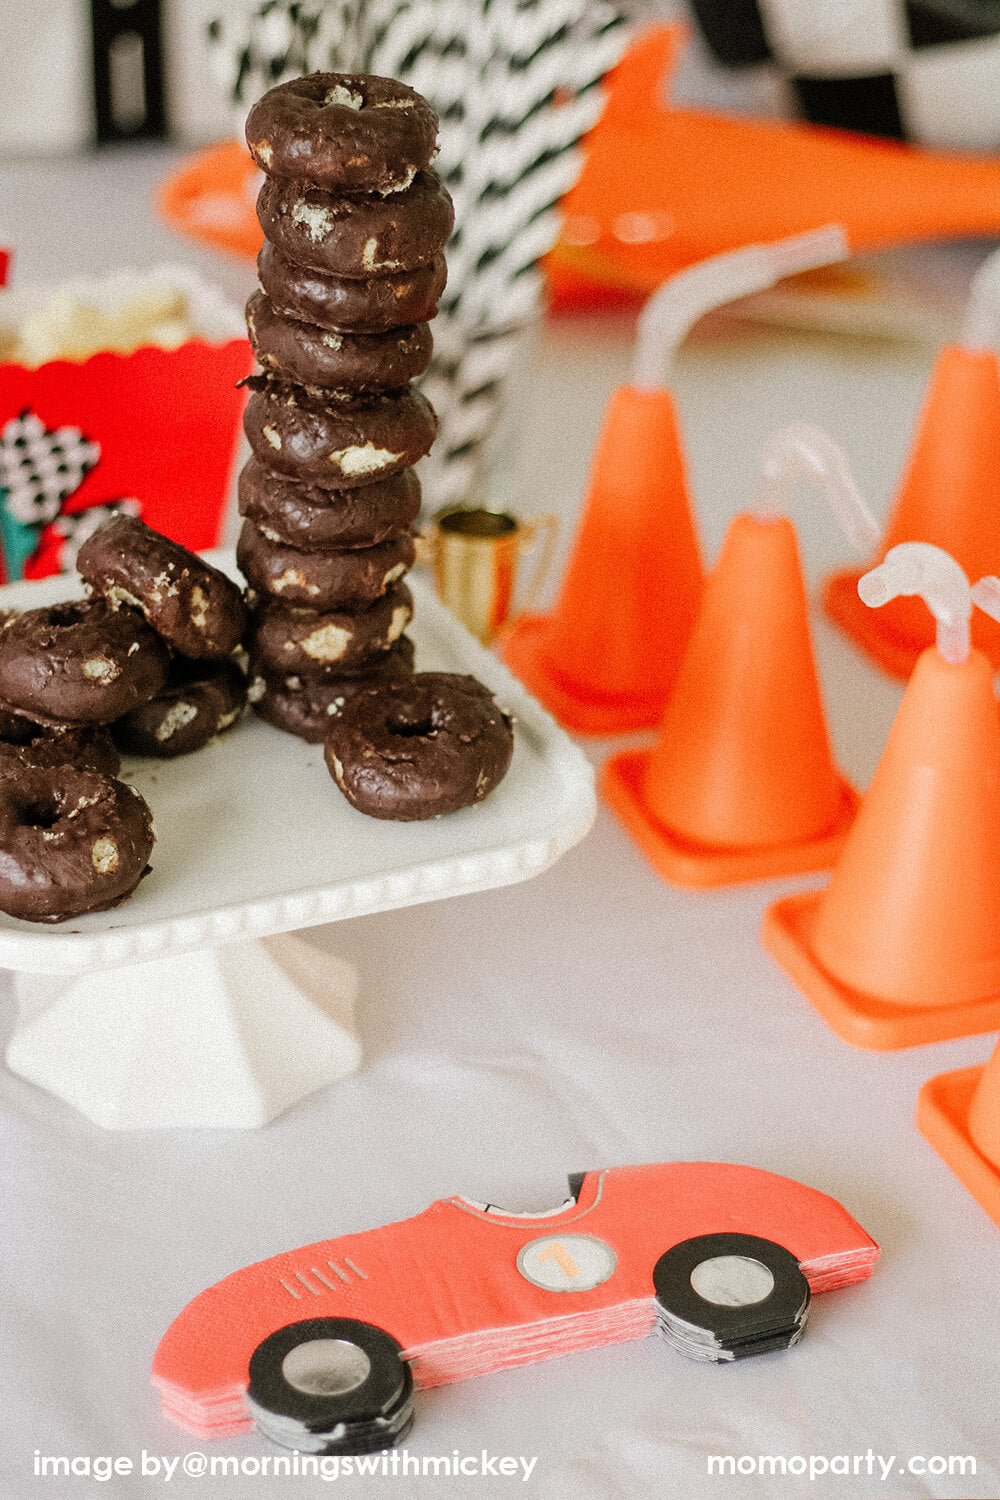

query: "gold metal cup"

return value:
[423, 506, 557, 644]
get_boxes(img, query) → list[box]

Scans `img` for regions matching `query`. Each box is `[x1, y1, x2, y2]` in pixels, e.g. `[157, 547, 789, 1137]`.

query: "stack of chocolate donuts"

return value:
[0, 515, 247, 922]
[238, 71, 516, 821]
[240, 73, 452, 744]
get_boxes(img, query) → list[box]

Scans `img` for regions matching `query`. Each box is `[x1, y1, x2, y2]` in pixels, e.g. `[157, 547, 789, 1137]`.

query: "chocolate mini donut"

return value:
[256, 170, 453, 278]
[238, 522, 414, 610]
[0, 707, 120, 775]
[243, 376, 437, 487]
[246, 74, 439, 194]
[258, 243, 447, 334]
[249, 637, 415, 742]
[248, 583, 413, 675]
[247, 291, 432, 391]
[324, 672, 514, 820]
[77, 514, 247, 660]
[238, 458, 421, 551]
[0, 599, 170, 726]
[113, 657, 247, 759]
[0, 762, 154, 923]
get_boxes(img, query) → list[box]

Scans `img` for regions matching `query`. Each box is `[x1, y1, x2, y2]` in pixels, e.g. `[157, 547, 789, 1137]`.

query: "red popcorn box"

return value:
[0, 266, 252, 582]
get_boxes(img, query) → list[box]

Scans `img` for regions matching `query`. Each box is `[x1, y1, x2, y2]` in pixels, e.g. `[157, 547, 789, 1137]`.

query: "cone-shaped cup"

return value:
[501, 384, 703, 733]
[644, 513, 845, 849]
[810, 646, 1000, 1006]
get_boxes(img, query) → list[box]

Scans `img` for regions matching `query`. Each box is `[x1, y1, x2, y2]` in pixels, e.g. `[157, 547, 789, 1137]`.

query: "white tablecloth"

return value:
[1, 147, 999, 1500]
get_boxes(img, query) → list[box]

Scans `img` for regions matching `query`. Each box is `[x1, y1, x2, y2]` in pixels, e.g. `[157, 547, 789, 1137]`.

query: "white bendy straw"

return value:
[632, 225, 849, 392]
[749, 423, 880, 555]
[970, 575, 1000, 632]
[859, 543, 973, 665]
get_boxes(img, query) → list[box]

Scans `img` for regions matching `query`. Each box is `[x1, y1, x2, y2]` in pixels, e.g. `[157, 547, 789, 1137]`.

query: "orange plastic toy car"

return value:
[153, 1162, 877, 1455]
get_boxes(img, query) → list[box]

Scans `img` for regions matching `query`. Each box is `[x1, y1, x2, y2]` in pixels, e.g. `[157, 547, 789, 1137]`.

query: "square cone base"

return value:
[501, 615, 667, 735]
[600, 749, 859, 890]
[823, 569, 928, 681]
[763, 891, 1000, 1049]
[916, 1066, 1000, 1229]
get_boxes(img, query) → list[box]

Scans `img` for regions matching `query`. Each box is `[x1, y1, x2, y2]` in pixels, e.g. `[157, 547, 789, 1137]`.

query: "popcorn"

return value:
[9, 284, 196, 367]
[0, 264, 245, 367]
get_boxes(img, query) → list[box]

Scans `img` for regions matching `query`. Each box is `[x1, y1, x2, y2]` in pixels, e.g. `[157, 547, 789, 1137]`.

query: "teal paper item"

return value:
[0, 491, 40, 582]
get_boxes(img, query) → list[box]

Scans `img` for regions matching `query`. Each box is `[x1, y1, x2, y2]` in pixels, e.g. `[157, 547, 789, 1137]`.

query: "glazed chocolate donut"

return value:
[243, 376, 437, 487]
[249, 637, 415, 742]
[247, 291, 432, 391]
[238, 458, 421, 551]
[238, 522, 414, 610]
[246, 74, 439, 194]
[113, 657, 247, 759]
[256, 170, 453, 278]
[0, 706, 120, 775]
[77, 514, 247, 660]
[258, 243, 447, 334]
[0, 762, 154, 922]
[0, 600, 170, 726]
[324, 672, 514, 820]
[247, 583, 413, 675]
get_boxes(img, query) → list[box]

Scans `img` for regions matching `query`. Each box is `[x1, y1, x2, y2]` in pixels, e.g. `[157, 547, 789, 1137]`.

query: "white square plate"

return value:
[0, 557, 595, 973]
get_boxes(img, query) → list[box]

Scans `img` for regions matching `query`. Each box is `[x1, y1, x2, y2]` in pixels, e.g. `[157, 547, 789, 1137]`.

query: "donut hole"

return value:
[385, 712, 435, 739]
[19, 793, 62, 830]
[0, 720, 43, 749]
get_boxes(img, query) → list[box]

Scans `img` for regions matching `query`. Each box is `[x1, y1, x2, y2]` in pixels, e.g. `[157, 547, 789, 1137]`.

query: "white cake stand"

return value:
[0, 559, 595, 1131]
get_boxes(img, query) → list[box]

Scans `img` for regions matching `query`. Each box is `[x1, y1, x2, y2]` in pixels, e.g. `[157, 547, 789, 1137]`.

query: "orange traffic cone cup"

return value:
[502, 227, 849, 734]
[918, 1036, 1000, 1231]
[766, 545, 1000, 1048]
[502, 384, 702, 732]
[825, 250, 1000, 677]
[601, 425, 874, 887]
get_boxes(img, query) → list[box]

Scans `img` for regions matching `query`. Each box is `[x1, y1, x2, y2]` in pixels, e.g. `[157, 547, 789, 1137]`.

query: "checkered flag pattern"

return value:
[0, 410, 101, 527]
[688, 0, 1000, 150]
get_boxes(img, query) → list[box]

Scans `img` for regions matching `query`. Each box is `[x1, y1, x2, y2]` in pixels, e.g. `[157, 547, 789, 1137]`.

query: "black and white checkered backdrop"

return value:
[687, 0, 1000, 150]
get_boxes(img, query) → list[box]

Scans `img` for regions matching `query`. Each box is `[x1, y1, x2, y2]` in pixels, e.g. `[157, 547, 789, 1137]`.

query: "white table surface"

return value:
[2, 146, 999, 1500]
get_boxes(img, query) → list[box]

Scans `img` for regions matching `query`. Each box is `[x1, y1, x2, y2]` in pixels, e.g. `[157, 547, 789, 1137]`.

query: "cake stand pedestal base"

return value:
[6, 931, 361, 1130]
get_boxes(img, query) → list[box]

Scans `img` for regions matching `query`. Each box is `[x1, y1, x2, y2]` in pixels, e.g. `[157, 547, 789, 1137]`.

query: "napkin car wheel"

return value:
[245, 1317, 415, 1454]
[652, 1233, 812, 1362]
